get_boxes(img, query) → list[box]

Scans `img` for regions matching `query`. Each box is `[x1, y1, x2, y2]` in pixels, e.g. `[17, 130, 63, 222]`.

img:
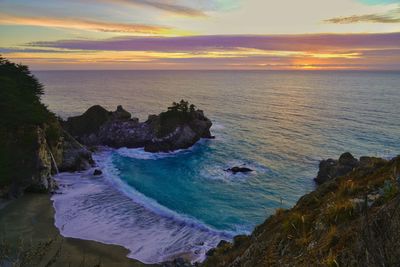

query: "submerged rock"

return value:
[225, 166, 253, 174]
[62, 102, 213, 152]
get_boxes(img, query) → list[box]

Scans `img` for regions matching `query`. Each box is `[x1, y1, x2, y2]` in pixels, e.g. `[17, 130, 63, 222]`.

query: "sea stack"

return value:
[62, 100, 213, 152]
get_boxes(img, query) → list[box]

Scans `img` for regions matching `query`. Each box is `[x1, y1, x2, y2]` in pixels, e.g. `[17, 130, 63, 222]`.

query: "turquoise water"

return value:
[39, 70, 400, 263]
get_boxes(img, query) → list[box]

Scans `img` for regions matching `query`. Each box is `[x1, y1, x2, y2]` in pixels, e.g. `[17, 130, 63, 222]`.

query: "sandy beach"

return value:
[0, 193, 153, 267]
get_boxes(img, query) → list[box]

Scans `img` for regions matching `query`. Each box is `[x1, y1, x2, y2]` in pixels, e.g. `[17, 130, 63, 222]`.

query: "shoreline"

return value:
[52, 151, 229, 264]
[0, 193, 153, 267]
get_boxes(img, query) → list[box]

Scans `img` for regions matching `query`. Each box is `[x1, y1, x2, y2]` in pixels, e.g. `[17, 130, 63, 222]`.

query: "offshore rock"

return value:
[63, 104, 213, 152]
[225, 166, 253, 174]
[93, 169, 102, 176]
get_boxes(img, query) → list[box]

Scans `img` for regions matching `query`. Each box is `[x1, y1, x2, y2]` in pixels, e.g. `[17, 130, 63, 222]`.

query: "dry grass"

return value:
[203, 156, 400, 267]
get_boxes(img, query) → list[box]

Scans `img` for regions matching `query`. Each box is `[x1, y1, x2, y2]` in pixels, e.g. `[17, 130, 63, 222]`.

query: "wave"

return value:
[116, 147, 191, 160]
[52, 149, 233, 264]
[95, 150, 236, 237]
[115, 139, 210, 160]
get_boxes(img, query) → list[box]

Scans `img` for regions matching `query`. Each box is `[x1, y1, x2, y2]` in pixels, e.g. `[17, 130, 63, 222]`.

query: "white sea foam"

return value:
[51, 149, 233, 264]
[114, 139, 209, 160]
[116, 147, 189, 160]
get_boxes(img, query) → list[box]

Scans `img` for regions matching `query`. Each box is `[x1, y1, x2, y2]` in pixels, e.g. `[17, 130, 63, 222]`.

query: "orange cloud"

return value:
[0, 12, 174, 35]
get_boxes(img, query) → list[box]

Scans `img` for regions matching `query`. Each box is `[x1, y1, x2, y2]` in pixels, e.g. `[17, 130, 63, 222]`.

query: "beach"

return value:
[0, 193, 151, 267]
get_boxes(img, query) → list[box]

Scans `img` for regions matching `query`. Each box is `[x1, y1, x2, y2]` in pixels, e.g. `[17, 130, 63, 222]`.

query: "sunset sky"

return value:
[0, 0, 399, 70]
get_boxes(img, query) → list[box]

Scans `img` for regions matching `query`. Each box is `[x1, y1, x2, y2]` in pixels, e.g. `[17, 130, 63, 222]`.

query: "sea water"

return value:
[35, 70, 400, 263]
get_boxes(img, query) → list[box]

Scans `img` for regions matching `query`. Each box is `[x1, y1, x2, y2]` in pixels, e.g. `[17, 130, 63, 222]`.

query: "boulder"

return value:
[314, 152, 359, 185]
[226, 166, 253, 174]
[93, 169, 102, 176]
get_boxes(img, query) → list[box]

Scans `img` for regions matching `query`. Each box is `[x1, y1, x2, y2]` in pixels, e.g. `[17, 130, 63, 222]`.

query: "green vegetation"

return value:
[167, 99, 196, 113]
[0, 56, 59, 191]
[155, 99, 197, 137]
[0, 57, 52, 127]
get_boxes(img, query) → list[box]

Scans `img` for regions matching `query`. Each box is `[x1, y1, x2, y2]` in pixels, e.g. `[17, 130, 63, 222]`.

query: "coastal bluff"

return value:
[62, 100, 213, 152]
[203, 153, 400, 266]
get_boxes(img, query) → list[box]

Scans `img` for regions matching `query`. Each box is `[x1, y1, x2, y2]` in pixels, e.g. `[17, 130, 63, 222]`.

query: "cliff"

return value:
[62, 100, 213, 152]
[203, 153, 400, 267]
[0, 57, 93, 199]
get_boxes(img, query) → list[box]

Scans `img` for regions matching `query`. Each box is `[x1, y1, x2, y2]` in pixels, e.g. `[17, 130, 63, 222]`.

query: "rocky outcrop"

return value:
[24, 127, 58, 193]
[203, 154, 400, 267]
[93, 169, 102, 176]
[225, 166, 253, 174]
[314, 152, 360, 184]
[25, 124, 94, 193]
[59, 130, 94, 172]
[2, 122, 94, 197]
[62, 103, 213, 152]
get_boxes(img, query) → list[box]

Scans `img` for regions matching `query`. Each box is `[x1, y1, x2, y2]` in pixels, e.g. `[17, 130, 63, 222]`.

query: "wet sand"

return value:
[0, 193, 155, 267]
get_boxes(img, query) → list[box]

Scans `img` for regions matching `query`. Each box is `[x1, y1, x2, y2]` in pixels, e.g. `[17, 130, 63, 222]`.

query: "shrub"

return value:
[156, 99, 197, 137]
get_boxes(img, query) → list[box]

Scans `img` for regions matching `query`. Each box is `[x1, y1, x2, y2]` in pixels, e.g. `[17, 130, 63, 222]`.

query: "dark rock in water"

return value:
[93, 169, 102, 176]
[226, 166, 253, 174]
[63, 102, 213, 153]
[314, 152, 359, 185]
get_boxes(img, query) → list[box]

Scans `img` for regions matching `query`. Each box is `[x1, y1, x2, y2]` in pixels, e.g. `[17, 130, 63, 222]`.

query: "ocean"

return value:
[34, 70, 400, 263]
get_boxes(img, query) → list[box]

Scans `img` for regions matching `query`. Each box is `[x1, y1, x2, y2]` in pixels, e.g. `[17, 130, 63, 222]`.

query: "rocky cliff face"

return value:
[59, 130, 94, 172]
[24, 127, 58, 193]
[0, 57, 94, 199]
[1, 122, 94, 199]
[203, 153, 400, 267]
[63, 104, 213, 152]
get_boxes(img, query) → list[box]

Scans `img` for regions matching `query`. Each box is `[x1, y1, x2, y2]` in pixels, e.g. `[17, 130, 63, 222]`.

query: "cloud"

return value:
[325, 7, 400, 24]
[358, 0, 400, 5]
[29, 33, 400, 52]
[0, 12, 173, 34]
[5, 33, 400, 70]
[96, 0, 207, 17]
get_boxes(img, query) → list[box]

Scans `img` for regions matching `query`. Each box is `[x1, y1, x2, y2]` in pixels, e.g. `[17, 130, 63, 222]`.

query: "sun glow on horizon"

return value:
[0, 0, 399, 70]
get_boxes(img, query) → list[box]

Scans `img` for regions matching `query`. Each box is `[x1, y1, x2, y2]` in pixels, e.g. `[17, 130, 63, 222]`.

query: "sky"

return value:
[0, 0, 399, 70]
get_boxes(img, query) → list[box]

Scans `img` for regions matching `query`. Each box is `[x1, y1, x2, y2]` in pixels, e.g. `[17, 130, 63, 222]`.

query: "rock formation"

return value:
[0, 57, 95, 198]
[62, 102, 213, 152]
[58, 130, 94, 172]
[225, 166, 253, 174]
[314, 152, 359, 184]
